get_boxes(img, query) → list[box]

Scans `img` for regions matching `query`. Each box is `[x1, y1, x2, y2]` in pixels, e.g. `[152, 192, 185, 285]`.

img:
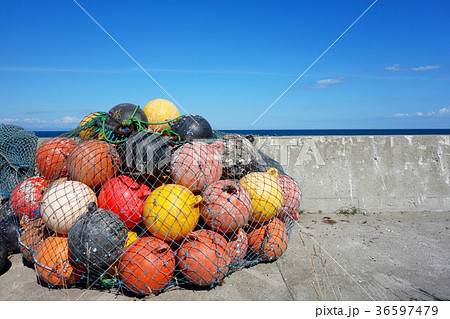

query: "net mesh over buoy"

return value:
[10, 105, 302, 297]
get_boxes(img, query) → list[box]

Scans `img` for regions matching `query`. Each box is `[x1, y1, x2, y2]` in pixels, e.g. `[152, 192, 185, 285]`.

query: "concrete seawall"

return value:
[255, 135, 450, 213]
[36, 135, 449, 213]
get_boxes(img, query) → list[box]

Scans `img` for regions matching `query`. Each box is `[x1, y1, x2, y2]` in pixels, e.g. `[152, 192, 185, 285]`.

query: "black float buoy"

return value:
[117, 131, 172, 178]
[106, 103, 148, 126]
[170, 114, 215, 140]
[104, 103, 148, 137]
[0, 201, 20, 255]
[68, 203, 128, 272]
[0, 237, 8, 273]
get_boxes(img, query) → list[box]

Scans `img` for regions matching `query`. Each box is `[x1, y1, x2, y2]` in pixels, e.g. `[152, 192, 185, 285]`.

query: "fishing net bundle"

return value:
[0, 124, 38, 202]
[10, 102, 302, 296]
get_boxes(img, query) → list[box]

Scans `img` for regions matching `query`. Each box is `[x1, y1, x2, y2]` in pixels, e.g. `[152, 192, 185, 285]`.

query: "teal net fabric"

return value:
[0, 124, 38, 201]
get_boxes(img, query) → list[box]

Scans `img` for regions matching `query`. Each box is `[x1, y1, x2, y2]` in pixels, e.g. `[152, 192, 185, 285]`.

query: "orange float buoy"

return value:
[171, 141, 223, 193]
[177, 230, 229, 286]
[35, 137, 77, 180]
[34, 236, 86, 286]
[19, 218, 49, 263]
[226, 228, 248, 267]
[277, 174, 302, 221]
[247, 217, 289, 262]
[200, 180, 251, 234]
[67, 140, 120, 190]
[119, 237, 176, 295]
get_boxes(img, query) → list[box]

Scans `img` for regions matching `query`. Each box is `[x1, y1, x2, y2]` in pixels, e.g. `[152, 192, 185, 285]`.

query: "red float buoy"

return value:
[98, 175, 151, 228]
[10, 177, 49, 219]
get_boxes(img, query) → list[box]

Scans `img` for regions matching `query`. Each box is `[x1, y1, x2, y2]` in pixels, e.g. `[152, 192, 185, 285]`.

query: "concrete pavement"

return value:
[1, 210, 448, 301]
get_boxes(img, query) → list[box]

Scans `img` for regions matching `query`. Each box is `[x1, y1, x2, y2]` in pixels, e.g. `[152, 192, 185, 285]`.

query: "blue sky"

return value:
[1, 0, 449, 131]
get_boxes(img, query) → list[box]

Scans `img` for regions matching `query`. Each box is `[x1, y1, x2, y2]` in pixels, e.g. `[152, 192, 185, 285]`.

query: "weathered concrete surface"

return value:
[1, 211, 448, 301]
[36, 135, 449, 214]
[255, 135, 450, 214]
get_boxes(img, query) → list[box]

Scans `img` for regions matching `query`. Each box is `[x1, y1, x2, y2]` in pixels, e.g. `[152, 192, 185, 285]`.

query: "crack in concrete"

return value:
[275, 261, 296, 300]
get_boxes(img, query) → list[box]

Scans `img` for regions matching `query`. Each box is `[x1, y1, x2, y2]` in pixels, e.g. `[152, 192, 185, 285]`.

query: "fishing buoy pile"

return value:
[9, 99, 302, 296]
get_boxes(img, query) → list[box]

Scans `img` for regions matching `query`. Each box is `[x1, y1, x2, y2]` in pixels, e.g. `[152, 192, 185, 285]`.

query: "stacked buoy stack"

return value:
[7, 99, 302, 296]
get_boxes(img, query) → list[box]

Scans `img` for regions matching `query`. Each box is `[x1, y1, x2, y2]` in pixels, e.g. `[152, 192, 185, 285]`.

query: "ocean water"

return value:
[34, 128, 450, 138]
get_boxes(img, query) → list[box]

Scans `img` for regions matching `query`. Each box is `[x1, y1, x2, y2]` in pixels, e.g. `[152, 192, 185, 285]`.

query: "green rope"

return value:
[76, 105, 223, 144]
[98, 105, 185, 143]
[167, 131, 222, 145]
[124, 105, 185, 127]
[121, 106, 139, 126]
[67, 112, 107, 138]
[99, 272, 118, 286]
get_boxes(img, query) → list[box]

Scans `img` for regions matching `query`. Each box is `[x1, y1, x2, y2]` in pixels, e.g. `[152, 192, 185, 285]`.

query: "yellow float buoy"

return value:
[143, 184, 201, 241]
[239, 168, 283, 223]
[143, 99, 180, 132]
[78, 112, 102, 139]
[126, 231, 138, 247]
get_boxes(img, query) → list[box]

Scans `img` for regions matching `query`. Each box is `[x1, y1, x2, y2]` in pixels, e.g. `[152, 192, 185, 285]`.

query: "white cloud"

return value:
[315, 78, 345, 88]
[387, 112, 422, 118]
[385, 64, 441, 72]
[0, 118, 20, 123]
[23, 118, 48, 123]
[294, 76, 348, 90]
[53, 116, 80, 124]
[386, 106, 450, 118]
[385, 64, 402, 72]
[410, 65, 440, 72]
[438, 107, 450, 115]
[1, 116, 80, 127]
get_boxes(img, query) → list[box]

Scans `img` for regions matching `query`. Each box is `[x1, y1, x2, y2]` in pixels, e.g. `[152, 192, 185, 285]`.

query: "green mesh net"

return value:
[9, 103, 302, 296]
